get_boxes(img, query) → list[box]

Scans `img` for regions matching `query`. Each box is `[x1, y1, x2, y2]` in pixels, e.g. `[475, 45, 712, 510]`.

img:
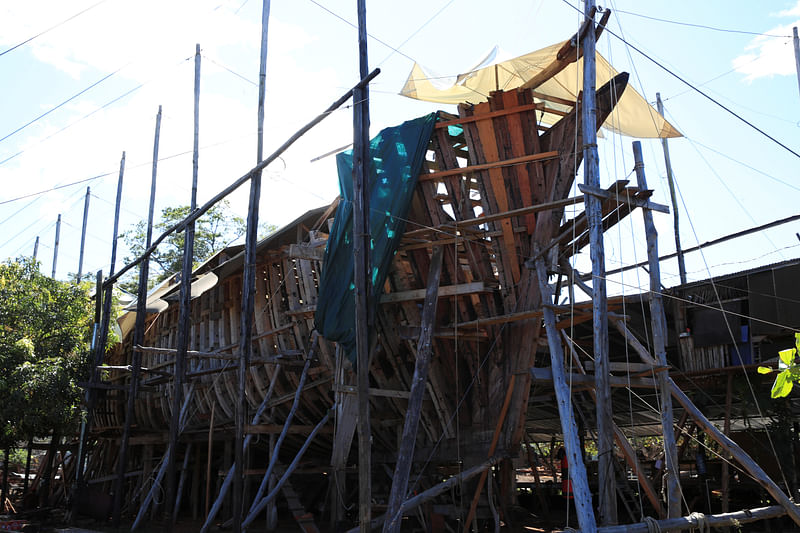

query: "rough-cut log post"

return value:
[582, 1, 615, 524]
[200, 366, 283, 533]
[205, 402, 216, 520]
[52, 213, 60, 277]
[632, 140, 681, 517]
[241, 412, 331, 528]
[533, 255, 596, 532]
[383, 246, 443, 533]
[76, 186, 90, 282]
[721, 373, 733, 516]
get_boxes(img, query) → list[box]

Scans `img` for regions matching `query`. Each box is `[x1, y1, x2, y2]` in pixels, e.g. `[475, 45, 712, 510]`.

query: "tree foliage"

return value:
[758, 333, 800, 398]
[120, 200, 276, 293]
[120, 200, 246, 292]
[0, 257, 92, 447]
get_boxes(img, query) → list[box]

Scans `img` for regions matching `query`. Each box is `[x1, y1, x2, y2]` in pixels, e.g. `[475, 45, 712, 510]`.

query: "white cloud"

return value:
[732, 7, 799, 82]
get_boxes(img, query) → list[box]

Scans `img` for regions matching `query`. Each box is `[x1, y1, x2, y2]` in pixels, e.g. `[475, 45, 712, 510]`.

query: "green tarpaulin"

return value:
[314, 113, 437, 364]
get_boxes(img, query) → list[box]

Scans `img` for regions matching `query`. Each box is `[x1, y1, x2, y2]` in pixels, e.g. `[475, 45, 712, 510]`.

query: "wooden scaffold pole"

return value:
[77, 186, 90, 282]
[533, 254, 597, 533]
[166, 44, 200, 525]
[383, 245, 443, 533]
[632, 141, 682, 516]
[52, 213, 61, 278]
[233, 1, 270, 529]
[352, 0, 372, 532]
[76, 152, 125, 484]
[581, 1, 616, 524]
[112, 105, 162, 526]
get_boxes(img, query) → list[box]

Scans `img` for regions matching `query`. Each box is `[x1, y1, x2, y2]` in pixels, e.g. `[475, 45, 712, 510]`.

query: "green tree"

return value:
[0, 257, 92, 447]
[120, 201, 277, 292]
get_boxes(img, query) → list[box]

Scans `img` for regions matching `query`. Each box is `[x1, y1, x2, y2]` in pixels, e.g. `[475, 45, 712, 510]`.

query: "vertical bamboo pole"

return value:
[721, 373, 733, 515]
[32, 236, 39, 261]
[112, 106, 162, 526]
[205, 402, 216, 519]
[77, 186, 91, 282]
[655, 93, 686, 285]
[632, 140, 681, 517]
[234, 4, 270, 530]
[167, 46, 200, 525]
[384, 245, 443, 533]
[581, 2, 616, 524]
[353, 1, 372, 532]
[52, 213, 61, 277]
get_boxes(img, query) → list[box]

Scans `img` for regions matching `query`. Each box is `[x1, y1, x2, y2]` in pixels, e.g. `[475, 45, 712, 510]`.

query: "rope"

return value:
[643, 516, 661, 533]
[689, 512, 709, 533]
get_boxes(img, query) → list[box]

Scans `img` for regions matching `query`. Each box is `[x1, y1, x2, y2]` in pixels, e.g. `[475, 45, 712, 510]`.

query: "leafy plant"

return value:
[757, 333, 800, 398]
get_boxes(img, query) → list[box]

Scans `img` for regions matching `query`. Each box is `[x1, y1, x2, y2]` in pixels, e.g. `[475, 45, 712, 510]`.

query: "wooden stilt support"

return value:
[199, 366, 283, 533]
[632, 141, 681, 517]
[383, 245, 443, 533]
[533, 254, 596, 533]
[462, 374, 516, 533]
[132, 385, 195, 531]
[242, 412, 331, 528]
[561, 330, 665, 518]
[348, 455, 506, 533]
[247, 336, 317, 517]
[174, 442, 193, 518]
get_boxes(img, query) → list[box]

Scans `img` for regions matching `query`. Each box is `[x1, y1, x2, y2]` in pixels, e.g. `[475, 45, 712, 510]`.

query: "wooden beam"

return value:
[379, 281, 490, 304]
[578, 183, 670, 214]
[529, 367, 657, 389]
[384, 245, 443, 533]
[434, 102, 567, 129]
[597, 505, 793, 533]
[419, 151, 558, 182]
[245, 424, 334, 434]
[333, 385, 411, 399]
[444, 195, 585, 228]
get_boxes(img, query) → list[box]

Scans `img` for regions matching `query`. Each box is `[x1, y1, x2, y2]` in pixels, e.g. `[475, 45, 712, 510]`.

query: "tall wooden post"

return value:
[33, 236, 39, 261]
[233, 4, 270, 530]
[78, 152, 125, 484]
[113, 106, 162, 526]
[167, 46, 200, 525]
[77, 186, 91, 282]
[353, 1, 372, 532]
[655, 93, 686, 285]
[793, 27, 800, 100]
[384, 246, 443, 533]
[632, 141, 681, 517]
[52, 213, 61, 277]
[581, 2, 616, 524]
[534, 256, 597, 533]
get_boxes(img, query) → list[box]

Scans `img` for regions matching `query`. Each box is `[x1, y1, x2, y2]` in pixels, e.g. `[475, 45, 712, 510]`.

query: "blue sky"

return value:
[0, 0, 799, 294]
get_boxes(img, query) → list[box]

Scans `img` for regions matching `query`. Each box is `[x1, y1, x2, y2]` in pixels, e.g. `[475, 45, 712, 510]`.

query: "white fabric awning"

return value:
[400, 42, 681, 139]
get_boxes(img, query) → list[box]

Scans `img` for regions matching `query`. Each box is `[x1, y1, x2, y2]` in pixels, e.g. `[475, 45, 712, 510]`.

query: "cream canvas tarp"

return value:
[400, 42, 681, 139]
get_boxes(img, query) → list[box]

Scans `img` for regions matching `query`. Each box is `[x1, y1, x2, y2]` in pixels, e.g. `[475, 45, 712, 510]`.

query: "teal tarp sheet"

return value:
[314, 113, 437, 364]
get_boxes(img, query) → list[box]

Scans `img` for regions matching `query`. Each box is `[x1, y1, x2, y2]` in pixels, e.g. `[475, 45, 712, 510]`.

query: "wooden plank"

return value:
[529, 367, 657, 389]
[379, 281, 490, 304]
[333, 385, 411, 399]
[419, 151, 558, 181]
[434, 103, 566, 129]
[244, 424, 334, 434]
[578, 183, 670, 214]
